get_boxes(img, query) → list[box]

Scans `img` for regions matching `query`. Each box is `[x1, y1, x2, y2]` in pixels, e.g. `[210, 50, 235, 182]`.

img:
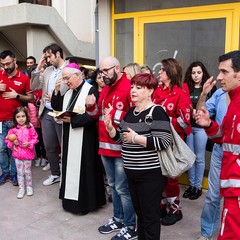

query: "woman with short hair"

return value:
[104, 73, 172, 240]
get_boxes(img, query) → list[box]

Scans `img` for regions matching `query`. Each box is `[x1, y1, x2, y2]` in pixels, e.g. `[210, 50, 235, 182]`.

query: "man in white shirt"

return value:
[31, 43, 68, 186]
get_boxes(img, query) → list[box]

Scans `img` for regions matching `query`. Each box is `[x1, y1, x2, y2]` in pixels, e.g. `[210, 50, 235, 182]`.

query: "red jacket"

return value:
[86, 73, 133, 157]
[152, 84, 192, 139]
[206, 85, 240, 197]
[28, 103, 40, 128]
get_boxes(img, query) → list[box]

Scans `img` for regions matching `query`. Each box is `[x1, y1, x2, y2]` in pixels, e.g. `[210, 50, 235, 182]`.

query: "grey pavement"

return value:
[0, 165, 217, 240]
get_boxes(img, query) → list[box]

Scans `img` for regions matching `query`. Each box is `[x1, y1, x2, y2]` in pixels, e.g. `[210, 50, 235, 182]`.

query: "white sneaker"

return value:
[43, 175, 60, 186]
[41, 158, 47, 167]
[26, 187, 33, 196]
[17, 189, 25, 199]
[35, 158, 41, 167]
[42, 163, 50, 171]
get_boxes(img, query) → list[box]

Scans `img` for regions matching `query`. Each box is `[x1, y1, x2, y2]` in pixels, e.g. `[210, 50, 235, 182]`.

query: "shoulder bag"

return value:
[147, 105, 196, 178]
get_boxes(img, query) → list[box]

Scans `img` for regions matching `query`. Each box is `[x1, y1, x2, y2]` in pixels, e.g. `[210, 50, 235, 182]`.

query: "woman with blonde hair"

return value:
[123, 62, 141, 80]
[141, 64, 153, 74]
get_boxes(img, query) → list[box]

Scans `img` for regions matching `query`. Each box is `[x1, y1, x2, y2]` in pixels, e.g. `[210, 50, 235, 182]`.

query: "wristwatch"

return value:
[16, 94, 20, 99]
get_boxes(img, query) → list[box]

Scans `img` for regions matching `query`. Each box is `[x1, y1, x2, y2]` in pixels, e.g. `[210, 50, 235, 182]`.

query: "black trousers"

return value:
[125, 168, 167, 240]
[35, 127, 46, 159]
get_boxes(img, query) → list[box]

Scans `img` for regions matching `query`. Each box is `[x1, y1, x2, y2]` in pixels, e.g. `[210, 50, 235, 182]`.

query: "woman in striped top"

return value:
[104, 73, 172, 240]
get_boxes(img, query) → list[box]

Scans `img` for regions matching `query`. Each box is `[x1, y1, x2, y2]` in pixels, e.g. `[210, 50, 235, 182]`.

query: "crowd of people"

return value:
[0, 43, 240, 240]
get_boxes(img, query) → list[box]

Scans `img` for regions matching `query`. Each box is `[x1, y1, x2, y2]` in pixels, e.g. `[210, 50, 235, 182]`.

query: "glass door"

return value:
[137, 8, 237, 186]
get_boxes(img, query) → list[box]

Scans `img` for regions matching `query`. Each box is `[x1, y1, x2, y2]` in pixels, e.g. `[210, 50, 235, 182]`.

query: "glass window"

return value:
[19, 0, 51, 6]
[144, 19, 226, 79]
[114, 0, 239, 14]
[115, 19, 134, 68]
[19, 0, 34, 3]
[36, 0, 51, 6]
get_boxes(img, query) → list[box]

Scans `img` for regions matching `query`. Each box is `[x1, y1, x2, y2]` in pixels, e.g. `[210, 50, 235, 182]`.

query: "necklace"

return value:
[133, 103, 154, 116]
[66, 86, 82, 111]
[133, 108, 142, 116]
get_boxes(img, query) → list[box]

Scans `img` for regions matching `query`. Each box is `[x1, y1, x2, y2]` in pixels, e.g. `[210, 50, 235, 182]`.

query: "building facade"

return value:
[98, 0, 240, 76]
[0, 0, 96, 67]
[98, 0, 240, 188]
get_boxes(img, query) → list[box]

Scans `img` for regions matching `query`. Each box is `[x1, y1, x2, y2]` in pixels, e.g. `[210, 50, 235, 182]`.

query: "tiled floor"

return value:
[0, 165, 215, 240]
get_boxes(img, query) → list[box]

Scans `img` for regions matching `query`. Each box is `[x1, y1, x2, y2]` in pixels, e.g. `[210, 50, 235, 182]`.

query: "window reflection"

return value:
[19, 0, 51, 6]
[115, 19, 134, 68]
[114, 0, 240, 14]
[144, 19, 225, 78]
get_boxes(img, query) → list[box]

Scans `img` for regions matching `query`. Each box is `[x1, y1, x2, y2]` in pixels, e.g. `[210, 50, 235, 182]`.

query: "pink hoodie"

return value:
[5, 124, 38, 160]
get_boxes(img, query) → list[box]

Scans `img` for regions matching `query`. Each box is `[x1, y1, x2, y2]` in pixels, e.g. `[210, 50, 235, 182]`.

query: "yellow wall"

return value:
[112, 2, 240, 64]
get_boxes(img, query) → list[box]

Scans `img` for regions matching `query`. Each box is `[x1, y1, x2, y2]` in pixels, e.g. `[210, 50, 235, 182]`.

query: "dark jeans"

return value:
[0, 121, 16, 176]
[125, 168, 167, 240]
[41, 109, 62, 176]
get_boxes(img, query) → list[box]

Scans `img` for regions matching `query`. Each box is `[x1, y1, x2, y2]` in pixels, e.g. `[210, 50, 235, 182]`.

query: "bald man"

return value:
[86, 56, 137, 240]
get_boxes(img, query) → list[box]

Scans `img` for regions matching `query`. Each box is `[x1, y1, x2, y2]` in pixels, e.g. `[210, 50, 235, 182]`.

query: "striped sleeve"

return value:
[147, 106, 172, 151]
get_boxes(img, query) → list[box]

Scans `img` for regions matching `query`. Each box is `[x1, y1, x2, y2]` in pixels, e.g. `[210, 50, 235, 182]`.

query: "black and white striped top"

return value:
[113, 105, 172, 170]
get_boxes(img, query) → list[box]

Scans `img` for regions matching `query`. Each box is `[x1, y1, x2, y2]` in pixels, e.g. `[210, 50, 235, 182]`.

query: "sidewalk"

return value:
[0, 165, 213, 240]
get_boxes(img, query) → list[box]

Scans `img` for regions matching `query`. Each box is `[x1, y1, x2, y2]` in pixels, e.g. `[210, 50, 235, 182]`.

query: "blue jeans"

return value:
[186, 127, 208, 188]
[101, 156, 136, 227]
[201, 144, 222, 238]
[0, 121, 16, 176]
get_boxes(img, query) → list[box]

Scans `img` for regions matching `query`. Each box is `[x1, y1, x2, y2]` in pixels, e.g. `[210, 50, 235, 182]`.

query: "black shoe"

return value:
[9, 175, 18, 186]
[161, 211, 183, 226]
[189, 188, 202, 200]
[183, 186, 196, 198]
[79, 211, 89, 216]
[160, 208, 168, 219]
[0, 173, 9, 186]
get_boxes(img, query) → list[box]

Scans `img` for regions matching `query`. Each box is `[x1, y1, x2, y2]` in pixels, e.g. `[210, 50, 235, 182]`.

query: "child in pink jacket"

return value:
[5, 106, 38, 199]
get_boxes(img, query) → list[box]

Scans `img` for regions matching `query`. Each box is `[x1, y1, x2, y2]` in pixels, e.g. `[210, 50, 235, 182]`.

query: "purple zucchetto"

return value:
[65, 63, 80, 70]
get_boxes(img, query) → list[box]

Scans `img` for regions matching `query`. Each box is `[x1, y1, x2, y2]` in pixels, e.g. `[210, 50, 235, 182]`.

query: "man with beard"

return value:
[0, 50, 33, 186]
[86, 56, 137, 240]
[31, 43, 68, 186]
[23, 56, 36, 75]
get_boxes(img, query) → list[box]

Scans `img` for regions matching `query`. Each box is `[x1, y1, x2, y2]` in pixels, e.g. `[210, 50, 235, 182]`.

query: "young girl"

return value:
[5, 106, 38, 199]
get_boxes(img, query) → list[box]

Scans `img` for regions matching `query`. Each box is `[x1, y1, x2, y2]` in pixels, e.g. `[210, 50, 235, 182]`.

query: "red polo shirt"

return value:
[0, 69, 31, 121]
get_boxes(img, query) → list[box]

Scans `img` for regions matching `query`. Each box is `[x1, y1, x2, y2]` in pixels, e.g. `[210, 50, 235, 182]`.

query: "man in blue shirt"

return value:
[196, 78, 228, 240]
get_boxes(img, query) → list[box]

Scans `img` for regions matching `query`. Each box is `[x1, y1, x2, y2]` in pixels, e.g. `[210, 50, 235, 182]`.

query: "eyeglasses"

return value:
[62, 74, 76, 82]
[99, 65, 115, 76]
[0, 61, 14, 68]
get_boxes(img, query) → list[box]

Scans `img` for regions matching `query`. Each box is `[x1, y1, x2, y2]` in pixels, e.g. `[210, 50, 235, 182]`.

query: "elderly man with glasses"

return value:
[50, 63, 106, 214]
